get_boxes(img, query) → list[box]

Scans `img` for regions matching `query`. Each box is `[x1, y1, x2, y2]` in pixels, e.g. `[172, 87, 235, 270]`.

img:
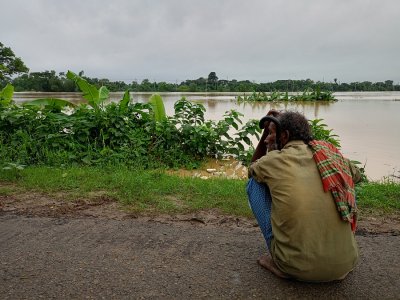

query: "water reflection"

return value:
[13, 92, 400, 181]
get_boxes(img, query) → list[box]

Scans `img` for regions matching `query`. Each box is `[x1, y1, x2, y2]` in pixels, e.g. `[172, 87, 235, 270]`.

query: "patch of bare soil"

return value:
[166, 157, 248, 180]
[1, 183, 399, 236]
[356, 214, 400, 236]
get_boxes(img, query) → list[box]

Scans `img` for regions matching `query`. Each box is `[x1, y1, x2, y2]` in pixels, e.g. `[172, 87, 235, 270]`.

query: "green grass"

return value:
[1, 166, 399, 217]
[356, 181, 400, 212]
[0, 166, 253, 217]
[0, 186, 15, 196]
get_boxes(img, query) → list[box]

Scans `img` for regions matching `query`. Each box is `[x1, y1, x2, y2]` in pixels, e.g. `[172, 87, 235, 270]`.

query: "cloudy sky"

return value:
[1, 0, 399, 83]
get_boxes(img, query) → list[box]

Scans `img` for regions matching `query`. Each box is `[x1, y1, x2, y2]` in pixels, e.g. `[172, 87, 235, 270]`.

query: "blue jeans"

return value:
[246, 178, 273, 251]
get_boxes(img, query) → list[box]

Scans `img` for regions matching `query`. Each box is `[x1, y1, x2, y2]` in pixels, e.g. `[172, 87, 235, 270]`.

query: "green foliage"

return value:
[119, 90, 131, 112]
[23, 98, 76, 112]
[0, 83, 14, 107]
[237, 89, 337, 102]
[0, 42, 29, 81]
[174, 97, 206, 125]
[0, 78, 345, 171]
[351, 160, 368, 183]
[0, 83, 261, 169]
[169, 99, 261, 164]
[356, 180, 400, 212]
[11, 70, 76, 92]
[309, 119, 340, 148]
[2, 162, 26, 179]
[66, 70, 109, 110]
[291, 87, 336, 101]
[6, 69, 400, 92]
[149, 94, 166, 122]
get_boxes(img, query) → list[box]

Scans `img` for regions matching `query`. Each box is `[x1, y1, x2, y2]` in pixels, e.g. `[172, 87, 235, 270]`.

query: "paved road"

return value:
[1, 214, 399, 299]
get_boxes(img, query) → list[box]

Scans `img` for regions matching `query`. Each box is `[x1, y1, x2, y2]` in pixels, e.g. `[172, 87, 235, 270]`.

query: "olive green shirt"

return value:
[249, 140, 359, 282]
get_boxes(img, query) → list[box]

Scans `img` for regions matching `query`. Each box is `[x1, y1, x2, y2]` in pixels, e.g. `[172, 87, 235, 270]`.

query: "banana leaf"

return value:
[119, 90, 130, 112]
[67, 70, 109, 109]
[149, 94, 166, 122]
[99, 86, 109, 103]
[24, 98, 76, 111]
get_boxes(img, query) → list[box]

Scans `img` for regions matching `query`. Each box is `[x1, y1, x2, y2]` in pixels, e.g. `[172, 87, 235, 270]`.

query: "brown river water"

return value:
[13, 91, 400, 181]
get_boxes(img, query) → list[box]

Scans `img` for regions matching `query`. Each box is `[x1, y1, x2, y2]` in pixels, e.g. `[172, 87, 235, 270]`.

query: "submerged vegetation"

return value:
[236, 88, 337, 102]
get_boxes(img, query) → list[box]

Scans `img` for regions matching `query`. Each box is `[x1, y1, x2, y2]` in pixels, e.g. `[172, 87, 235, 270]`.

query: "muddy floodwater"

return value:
[13, 91, 400, 181]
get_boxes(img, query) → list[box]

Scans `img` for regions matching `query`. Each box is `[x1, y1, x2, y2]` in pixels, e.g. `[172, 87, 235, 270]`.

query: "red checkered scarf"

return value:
[308, 140, 357, 232]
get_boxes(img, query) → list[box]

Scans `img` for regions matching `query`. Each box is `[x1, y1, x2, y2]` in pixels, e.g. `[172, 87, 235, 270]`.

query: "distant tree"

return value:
[139, 79, 152, 92]
[207, 72, 218, 90]
[157, 81, 175, 92]
[177, 84, 190, 92]
[130, 81, 139, 92]
[12, 70, 75, 92]
[186, 83, 197, 92]
[0, 42, 29, 81]
[385, 80, 393, 90]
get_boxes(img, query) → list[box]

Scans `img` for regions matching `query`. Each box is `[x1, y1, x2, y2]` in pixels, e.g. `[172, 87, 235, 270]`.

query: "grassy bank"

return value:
[0, 166, 399, 217]
[0, 166, 252, 217]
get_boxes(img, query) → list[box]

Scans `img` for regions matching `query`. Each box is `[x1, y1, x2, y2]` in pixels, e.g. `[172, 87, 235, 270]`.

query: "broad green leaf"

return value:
[149, 94, 166, 122]
[67, 70, 99, 108]
[98, 86, 109, 104]
[119, 90, 130, 111]
[0, 83, 14, 106]
[24, 98, 76, 108]
[243, 137, 251, 145]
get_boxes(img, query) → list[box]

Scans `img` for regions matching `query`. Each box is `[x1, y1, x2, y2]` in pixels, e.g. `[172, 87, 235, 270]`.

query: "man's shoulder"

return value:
[254, 141, 310, 163]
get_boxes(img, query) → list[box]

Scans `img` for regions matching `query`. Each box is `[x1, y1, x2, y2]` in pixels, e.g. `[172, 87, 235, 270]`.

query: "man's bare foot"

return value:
[257, 254, 289, 279]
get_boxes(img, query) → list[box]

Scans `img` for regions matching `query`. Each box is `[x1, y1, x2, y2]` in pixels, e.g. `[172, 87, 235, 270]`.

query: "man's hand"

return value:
[252, 110, 281, 162]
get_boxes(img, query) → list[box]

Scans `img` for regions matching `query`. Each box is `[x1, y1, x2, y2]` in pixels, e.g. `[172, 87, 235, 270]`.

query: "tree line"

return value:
[1, 42, 399, 93]
[2, 70, 398, 93]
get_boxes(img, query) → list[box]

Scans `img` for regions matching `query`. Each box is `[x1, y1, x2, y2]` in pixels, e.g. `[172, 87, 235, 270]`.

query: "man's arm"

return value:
[251, 128, 268, 162]
[251, 110, 280, 163]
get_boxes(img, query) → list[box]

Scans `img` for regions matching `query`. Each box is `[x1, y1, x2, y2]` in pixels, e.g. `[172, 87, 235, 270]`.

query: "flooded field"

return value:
[13, 91, 400, 181]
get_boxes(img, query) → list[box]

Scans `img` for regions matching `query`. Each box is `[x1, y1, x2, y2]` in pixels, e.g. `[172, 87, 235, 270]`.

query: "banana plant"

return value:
[0, 83, 14, 107]
[66, 70, 109, 110]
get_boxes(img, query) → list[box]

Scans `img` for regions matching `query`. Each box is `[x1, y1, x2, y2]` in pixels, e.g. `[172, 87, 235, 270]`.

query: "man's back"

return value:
[250, 140, 359, 282]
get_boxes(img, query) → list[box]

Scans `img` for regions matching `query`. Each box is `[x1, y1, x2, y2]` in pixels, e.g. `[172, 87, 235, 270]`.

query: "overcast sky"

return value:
[1, 0, 399, 83]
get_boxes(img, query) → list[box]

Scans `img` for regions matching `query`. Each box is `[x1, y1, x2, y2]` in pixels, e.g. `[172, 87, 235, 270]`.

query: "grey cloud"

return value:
[1, 0, 399, 83]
